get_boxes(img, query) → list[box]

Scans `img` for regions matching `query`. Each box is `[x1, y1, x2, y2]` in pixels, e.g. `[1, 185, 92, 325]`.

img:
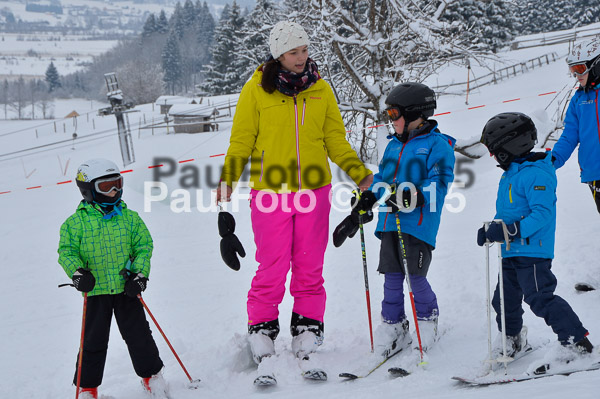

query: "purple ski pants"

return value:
[247, 185, 331, 326]
[381, 272, 438, 323]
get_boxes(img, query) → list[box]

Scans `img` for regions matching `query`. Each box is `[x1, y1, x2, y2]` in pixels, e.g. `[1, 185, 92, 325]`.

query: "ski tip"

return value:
[339, 372, 359, 380]
[254, 375, 277, 387]
[302, 369, 328, 381]
[574, 283, 596, 292]
[388, 367, 410, 377]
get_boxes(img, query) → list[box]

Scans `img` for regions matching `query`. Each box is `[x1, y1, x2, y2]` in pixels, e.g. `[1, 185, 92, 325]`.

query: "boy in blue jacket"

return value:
[477, 112, 592, 360]
[334, 82, 455, 357]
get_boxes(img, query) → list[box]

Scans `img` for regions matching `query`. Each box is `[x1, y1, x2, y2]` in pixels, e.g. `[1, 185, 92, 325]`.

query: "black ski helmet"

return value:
[385, 82, 437, 123]
[480, 112, 537, 169]
[75, 158, 123, 204]
[567, 38, 600, 91]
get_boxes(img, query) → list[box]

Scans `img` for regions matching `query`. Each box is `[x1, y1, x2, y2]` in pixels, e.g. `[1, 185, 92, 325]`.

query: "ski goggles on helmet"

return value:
[569, 63, 590, 77]
[385, 106, 404, 121]
[94, 175, 123, 195]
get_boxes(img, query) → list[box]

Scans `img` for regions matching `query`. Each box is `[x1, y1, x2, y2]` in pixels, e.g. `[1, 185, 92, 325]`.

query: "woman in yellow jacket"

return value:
[217, 21, 372, 366]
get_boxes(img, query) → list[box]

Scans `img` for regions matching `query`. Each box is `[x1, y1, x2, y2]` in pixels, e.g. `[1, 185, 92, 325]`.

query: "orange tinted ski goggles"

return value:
[94, 175, 123, 194]
[386, 106, 404, 121]
[569, 63, 589, 77]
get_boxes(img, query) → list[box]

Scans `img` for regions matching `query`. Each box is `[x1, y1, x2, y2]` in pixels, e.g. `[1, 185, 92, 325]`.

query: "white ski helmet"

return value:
[76, 159, 122, 203]
[566, 38, 600, 90]
[566, 38, 600, 66]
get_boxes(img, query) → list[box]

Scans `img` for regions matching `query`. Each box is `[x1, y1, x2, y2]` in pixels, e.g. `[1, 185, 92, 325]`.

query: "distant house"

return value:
[155, 95, 199, 115]
[168, 104, 219, 133]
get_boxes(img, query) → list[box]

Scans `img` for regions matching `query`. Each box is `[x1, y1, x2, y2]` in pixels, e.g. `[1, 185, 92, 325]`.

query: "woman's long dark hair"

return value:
[261, 58, 279, 94]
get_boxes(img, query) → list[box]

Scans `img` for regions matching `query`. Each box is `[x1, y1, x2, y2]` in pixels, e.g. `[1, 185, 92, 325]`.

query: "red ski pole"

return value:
[358, 212, 375, 353]
[75, 292, 88, 399]
[137, 295, 200, 386]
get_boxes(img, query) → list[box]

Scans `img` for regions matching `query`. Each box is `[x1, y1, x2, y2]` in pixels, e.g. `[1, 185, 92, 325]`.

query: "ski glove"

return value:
[478, 221, 521, 245]
[125, 273, 148, 297]
[218, 211, 246, 271]
[72, 268, 95, 292]
[332, 191, 377, 247]
[385, 188, 425, 213]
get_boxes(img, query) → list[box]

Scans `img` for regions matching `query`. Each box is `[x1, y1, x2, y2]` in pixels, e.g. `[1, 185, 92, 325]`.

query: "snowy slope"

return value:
[1, 39, 600, 399]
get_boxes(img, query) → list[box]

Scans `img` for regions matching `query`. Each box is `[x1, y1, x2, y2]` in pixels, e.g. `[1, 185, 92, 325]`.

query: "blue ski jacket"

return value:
[369, 121, 455, 248]
[552, 86, 600, 183]
[495, 151, 556, 259]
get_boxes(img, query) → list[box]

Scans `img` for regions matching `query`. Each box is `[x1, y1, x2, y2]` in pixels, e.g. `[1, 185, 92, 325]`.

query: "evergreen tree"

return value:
[170, 2, 186, 40]
[156, 10, 169, 34]
[196, 1, 216, 48]
[517, 0, 600, 34]
[202, 2, 246, 95]
[440, 0, 518, 52]
[182, 0, 197, 28]
[45, 62, 61, 92]
[142, 13, 157, 39]
[162, 31, 183, 94]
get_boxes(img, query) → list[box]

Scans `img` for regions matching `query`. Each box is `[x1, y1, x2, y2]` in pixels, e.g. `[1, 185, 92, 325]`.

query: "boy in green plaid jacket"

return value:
[58, 159, 167, 399]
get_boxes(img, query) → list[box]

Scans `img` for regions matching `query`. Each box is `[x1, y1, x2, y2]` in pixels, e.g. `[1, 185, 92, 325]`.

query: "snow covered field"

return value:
[1, 39, 599, 398]
[0, 33, 119, 79]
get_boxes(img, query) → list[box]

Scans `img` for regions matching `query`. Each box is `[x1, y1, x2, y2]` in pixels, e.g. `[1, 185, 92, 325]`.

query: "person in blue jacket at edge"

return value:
[477, 112, 593, 368]
[553, 38, 600, 291]
[333, 82, 455, 358]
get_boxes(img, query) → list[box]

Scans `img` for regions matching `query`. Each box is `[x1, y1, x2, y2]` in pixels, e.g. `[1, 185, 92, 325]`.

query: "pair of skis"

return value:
[339, 344, 414, 380]
[452, 342, 600, 386]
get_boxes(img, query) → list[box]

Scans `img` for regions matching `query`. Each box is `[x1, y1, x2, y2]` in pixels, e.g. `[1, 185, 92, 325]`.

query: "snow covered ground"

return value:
[1, 39, 599, 398]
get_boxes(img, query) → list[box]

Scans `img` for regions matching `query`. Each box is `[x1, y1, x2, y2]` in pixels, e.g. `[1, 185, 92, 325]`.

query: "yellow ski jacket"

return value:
[220, 67, 371, 192]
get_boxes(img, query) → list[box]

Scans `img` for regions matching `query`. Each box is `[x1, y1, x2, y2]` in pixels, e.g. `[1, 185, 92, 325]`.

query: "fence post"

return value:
[54, 121, 57, 133]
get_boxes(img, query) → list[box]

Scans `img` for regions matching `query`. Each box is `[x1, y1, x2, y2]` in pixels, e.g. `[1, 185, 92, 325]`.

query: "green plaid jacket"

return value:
[58, 201, 153, 296]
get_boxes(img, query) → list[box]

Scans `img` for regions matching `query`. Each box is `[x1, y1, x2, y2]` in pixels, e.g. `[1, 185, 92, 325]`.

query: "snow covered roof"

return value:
[168, 104, 219, 117]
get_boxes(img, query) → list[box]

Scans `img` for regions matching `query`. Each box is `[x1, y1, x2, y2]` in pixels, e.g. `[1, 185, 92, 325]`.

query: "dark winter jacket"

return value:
[552, 86, 600, 183]
[58, 201, 153, 296]
[370, 121, 456, 248]
[494, 151, 556, 259]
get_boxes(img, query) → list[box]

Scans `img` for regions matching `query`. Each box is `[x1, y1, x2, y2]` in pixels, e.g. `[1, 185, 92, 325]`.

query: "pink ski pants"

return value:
[247, 185, 332, 326]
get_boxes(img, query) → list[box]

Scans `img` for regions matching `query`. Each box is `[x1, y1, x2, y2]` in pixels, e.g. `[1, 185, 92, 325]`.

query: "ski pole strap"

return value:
[500, 220, 511, 251]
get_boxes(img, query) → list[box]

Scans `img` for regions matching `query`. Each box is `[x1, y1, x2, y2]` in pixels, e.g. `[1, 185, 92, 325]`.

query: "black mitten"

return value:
[332, 215, 359, 247]
[218, 212, 246, 271]
[72, 268, 95, 292]
[124, 273, 148, 297]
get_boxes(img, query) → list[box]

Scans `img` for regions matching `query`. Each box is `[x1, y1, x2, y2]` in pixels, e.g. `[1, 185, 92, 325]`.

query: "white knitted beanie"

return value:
[269, 21, 309, 59]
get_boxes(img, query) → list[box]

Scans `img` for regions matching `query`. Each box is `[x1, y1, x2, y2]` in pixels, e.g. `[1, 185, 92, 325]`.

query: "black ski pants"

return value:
[74, 294, 163, 388]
